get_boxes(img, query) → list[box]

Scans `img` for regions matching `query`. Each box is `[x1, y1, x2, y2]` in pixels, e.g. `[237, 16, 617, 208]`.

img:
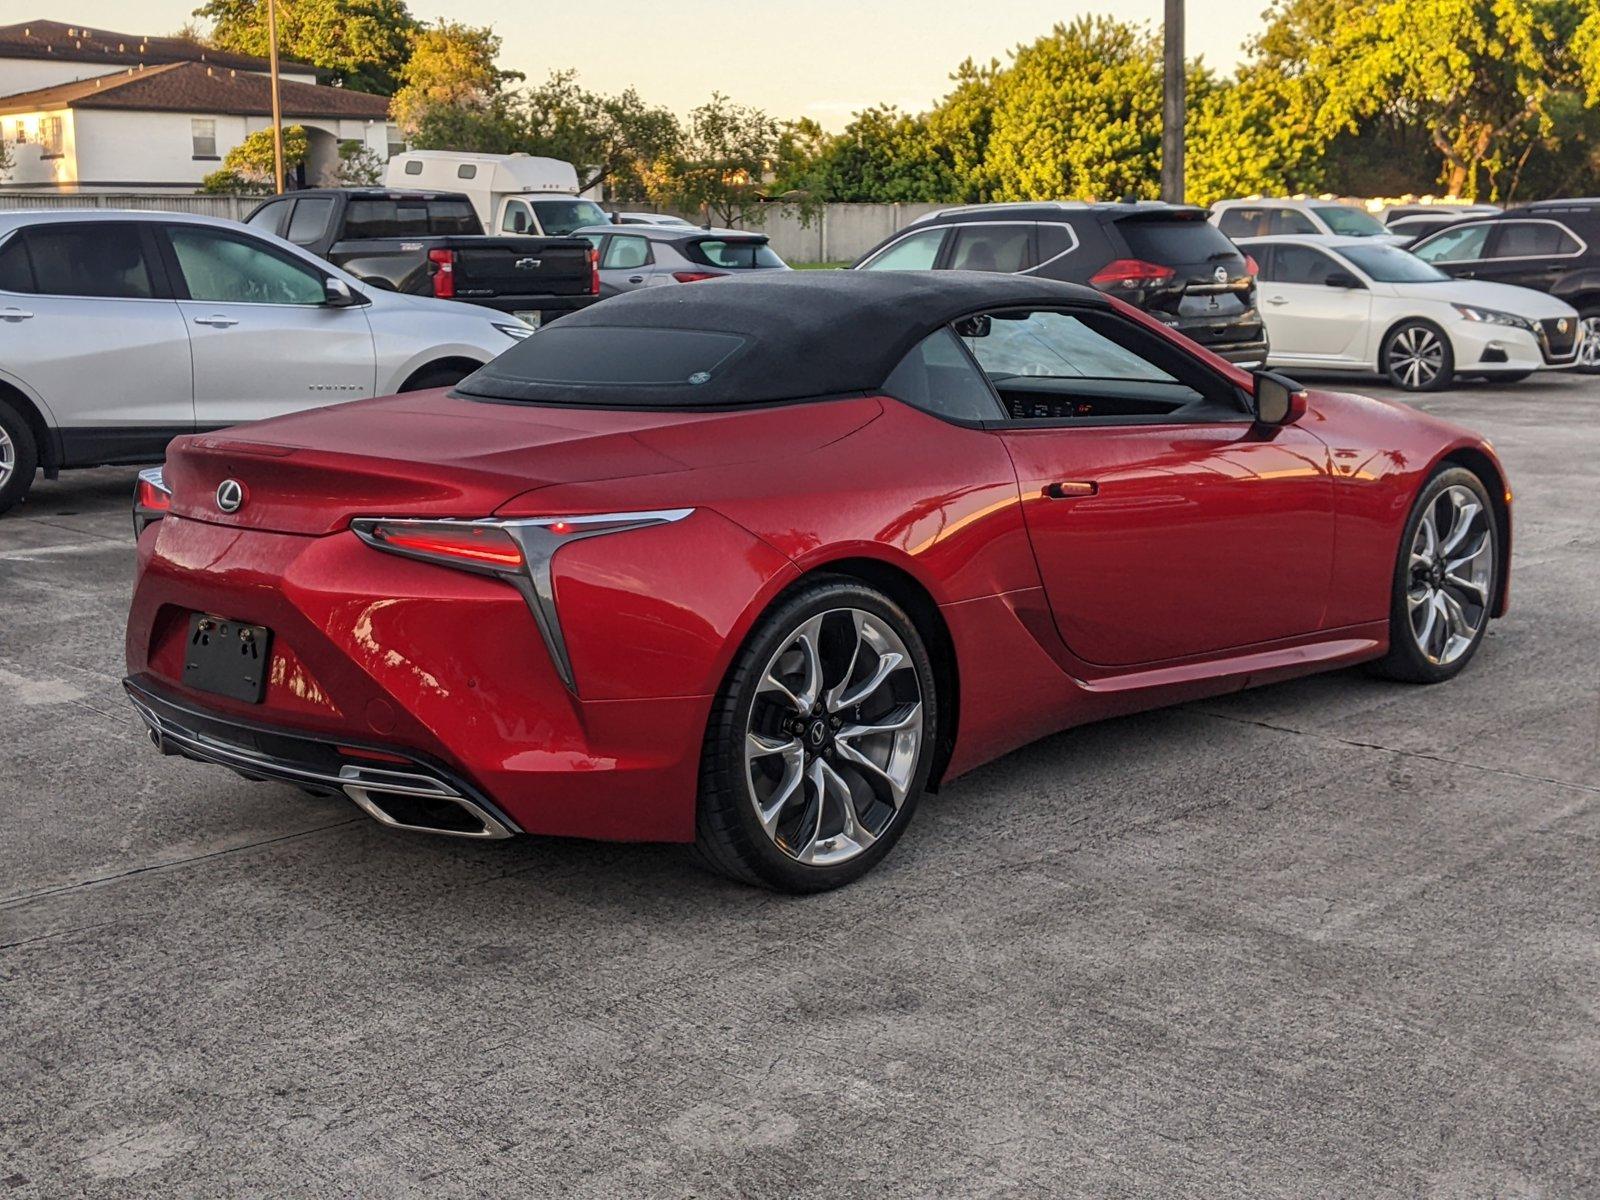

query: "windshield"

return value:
[1312, 205, 1389, 237]
[531, 199, 611, 236]
[1337, 244, 1450, 283]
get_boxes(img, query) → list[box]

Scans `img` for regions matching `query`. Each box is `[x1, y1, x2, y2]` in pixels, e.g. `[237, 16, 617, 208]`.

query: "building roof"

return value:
[0, 19, 323, 78]
[0, 60, 391, 120]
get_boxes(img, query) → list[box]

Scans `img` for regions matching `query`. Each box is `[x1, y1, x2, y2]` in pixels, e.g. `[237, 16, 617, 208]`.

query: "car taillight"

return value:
[428, 247, 455, 299]
[588, 246, 600, 295]
[1089, 259, 1177, 290]
[350, 511, 693, 694]
[1243, 254, 1260, 278]
[132, 466, 172, 537]
[672, 271, 720, 283]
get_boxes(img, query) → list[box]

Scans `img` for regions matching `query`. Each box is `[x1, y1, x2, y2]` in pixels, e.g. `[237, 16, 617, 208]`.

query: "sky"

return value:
[24, 1, 1260, 130]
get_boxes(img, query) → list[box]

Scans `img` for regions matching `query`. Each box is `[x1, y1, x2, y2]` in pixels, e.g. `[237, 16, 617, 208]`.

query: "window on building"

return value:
[39, 116, 63, 158]
[191, 118, 218, 159]
[387, 125, 405, 159]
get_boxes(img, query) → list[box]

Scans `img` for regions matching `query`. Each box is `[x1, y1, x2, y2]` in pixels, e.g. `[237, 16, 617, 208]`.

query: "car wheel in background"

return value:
[0, 398, 39, 516]
[1370, 466, 1498, 684]
[695, 578, 938, 892]
[1576, 309, 1600, 374]
[399, 364, 473, 392]
[1382, 320, 1455, 391]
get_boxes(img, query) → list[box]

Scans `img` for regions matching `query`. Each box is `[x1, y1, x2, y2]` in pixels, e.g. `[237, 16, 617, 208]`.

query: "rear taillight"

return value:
[1089, 259, 1176, 290]
[588, 246, 600, 295]
[428, 247, 455, 299]
[1243, 254, 1259, 277]
[132, 466, 172, 538]
[672, 270, 720, 283]
[350, 511, 693, 694]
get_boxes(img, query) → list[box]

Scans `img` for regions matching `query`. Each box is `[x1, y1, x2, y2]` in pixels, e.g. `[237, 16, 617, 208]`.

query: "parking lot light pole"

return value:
[267, 0, 285, 195]
[1161, 0, 1185, 204]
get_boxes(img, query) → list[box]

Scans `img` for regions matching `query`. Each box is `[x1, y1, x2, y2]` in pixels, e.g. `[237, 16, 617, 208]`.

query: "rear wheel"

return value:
[1576, 308, 1600, 374]
[695, 579, 938, 893]
[1371, 467, 1498, 684]
[1382, 320, 1454, 391]
[0, 399, 39, 516]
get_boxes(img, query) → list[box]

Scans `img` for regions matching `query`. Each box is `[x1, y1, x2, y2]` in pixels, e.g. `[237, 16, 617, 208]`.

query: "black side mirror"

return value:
[1252, 370, 1307, 427]
[953, 314, 991, 338]
[1324, 270, 1364, 289]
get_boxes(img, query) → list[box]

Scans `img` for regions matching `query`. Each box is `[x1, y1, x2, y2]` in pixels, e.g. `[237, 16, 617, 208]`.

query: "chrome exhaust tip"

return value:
[339, 765, 513, 840]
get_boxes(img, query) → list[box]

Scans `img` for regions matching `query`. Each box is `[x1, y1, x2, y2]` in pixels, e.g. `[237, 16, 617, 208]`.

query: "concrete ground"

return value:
[1, 372, 1596, 1198]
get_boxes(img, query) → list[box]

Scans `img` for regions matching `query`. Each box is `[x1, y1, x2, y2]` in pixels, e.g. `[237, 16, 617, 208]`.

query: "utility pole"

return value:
[1161, 0, 1184, 204]
[267, 0, 285, 194]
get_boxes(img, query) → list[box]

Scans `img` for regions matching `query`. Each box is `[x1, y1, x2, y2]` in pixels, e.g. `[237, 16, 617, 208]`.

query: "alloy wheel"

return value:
[744, 607, 923, 866]
[1578, 316, 1600, 370]
[1389, 326, 1445, 389]
[0, 424, 13, 490]
[1406, 484, 1494, 666]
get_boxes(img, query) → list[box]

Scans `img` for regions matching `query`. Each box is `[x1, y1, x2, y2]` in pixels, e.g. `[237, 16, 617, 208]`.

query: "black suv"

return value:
[1410, 199, 1600, 371]
[852, 202, 1268, 367]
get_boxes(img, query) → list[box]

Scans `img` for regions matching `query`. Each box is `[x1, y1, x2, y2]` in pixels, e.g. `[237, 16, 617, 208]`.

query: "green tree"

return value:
[649, 93, 775, 226]
[805, 106, 953, 202]
[194, 0, 417, 93]
[390, 20, 512, 136]
[202, 123, 308, 192]
[336, 138, 384, 185]
[513, 71, 681, 197]
[924, 58, 999, 201]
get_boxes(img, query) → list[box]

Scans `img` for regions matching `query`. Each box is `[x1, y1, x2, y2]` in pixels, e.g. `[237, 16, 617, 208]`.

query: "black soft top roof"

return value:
[456, 270, 1107, 408]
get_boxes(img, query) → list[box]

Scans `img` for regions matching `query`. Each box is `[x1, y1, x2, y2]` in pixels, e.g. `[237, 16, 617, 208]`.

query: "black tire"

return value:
[0, 398, 39, 516]
[399, 364, 473, 392]
[1370, 466, 1498, 684]
[1576, 307, 1600, 375]
[694, 578, 939, 893]
[1381, 320, 1455, 392]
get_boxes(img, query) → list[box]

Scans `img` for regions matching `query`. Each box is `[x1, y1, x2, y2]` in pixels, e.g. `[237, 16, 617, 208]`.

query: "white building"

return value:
[0, 20, 399, 191]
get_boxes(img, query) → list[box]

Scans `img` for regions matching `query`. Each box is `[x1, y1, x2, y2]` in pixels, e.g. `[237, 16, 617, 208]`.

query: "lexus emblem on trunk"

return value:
[1212, 266, 1229, 284]
[216, 479, 245, 513]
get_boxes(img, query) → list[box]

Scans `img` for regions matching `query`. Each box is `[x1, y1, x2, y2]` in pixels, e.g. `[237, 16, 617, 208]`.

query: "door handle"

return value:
[1045, 480, 1098, 499]
[0, 307, 33, 321]
[193, 315, 238, 328]
[627, 275, 645, 284]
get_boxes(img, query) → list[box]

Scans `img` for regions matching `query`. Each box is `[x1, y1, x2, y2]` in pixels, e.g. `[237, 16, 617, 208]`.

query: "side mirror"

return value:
[1324, 270, 1364, 289]
[324, 277, 360, 306]
[952, 314, 991, 339]
[1251, 370, 1307, 427]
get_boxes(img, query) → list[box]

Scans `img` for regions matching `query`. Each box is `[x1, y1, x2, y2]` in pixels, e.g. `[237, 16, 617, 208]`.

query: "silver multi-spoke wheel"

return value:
[0, 424, 13, 491]
[1387, 324, 1447, 390]
[744, 607, 923, 867]
[1578, 316, 1600, 371]
[1406, 484, 1494, 666]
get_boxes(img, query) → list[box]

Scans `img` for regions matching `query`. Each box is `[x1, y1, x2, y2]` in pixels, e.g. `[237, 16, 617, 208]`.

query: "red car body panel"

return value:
[126, 319, 1511, 845]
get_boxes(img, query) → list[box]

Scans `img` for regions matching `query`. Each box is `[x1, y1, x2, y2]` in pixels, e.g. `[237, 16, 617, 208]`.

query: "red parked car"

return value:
[124, 272, 1510, 892]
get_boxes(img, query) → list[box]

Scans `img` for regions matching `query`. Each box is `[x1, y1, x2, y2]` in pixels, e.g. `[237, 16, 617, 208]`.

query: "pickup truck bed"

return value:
[244, 188, 598, 325]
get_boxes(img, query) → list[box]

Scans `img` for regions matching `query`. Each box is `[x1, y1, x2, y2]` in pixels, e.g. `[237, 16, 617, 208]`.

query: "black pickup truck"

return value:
[243, 188, 598, 326]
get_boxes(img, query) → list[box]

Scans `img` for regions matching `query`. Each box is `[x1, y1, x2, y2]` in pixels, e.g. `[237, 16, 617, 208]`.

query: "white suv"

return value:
[1211, 198, 1406, 245]
[0, 210, 532, 514]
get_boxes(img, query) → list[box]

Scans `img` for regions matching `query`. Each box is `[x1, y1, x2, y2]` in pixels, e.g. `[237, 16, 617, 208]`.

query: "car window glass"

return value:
[1036, 223, 1073, 263]
[959, 309, 1233, 423]
[0, 234, 34, 292]
[168, 227, 326, 305]
[1263, 244, 1340, 285]
[1492, 221, 1580, 258]
[880, 327, 1004, 422]
[1310, 205, 1389, 236]
[1272, 209, 1319, 234]
[530, 200, 610, 236]
[860, 228, 946, 270]
[25, 224, 155, 299]
[343, 199, 431, 239]
[601, 235, 651, 270]
[428, 199, 479, 235]
[690, 239, 783, 269]
[1217, 209, 1261, 238]
[284, 197, 334, 245]
[948, 224, 1032, 273]
[1413, 223, 1490, 263]
[502, 202, 532, 234]
[1117, 218, 1239, 264]
[246, 200, 289, 236]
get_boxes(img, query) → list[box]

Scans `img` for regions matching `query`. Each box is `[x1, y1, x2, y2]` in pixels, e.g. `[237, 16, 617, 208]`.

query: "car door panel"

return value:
[1257, 243, 1372, 360]
[1001, 422, 1336, 666]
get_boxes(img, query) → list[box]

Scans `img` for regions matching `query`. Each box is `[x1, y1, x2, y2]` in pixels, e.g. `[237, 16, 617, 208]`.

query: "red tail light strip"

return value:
[350, 510, 694, 694]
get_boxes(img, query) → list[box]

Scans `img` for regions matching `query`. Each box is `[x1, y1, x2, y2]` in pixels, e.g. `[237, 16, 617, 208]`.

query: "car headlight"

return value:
[1451, 304, 1534, 331]
[493, 322, 535, 341]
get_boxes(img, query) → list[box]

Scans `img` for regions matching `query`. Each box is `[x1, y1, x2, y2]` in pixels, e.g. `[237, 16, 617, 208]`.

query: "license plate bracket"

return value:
[183, 614, 272, 703]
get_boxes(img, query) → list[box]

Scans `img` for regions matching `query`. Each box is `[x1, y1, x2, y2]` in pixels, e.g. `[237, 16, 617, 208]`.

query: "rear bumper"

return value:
[1204, 336, 1271, 368]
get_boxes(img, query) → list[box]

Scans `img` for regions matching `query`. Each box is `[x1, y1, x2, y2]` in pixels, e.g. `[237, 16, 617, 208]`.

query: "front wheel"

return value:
[695, 579, 938, 893]
[1576, 309, 1600, 374]
[1382, 320, 1455, 392]
[0, 399, 39, 516]
[1370, 467, 1498, 684]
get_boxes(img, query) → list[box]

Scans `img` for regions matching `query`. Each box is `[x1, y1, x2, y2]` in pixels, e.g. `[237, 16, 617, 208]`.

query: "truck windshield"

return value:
[532, 200, 610, 235]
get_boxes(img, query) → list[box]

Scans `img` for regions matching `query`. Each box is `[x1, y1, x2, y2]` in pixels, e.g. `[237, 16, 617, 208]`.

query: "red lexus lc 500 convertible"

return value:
[124, 272, 1510, 892]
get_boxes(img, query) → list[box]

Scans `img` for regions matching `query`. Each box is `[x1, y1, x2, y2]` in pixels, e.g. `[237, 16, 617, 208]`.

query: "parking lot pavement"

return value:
[1, 372, 1596, 1197]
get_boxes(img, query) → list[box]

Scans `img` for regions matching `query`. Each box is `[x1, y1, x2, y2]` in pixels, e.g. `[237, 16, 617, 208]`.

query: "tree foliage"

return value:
[647, 94, 778, 226]
[201, 123, 308, 193]
[196, 0, 416, 92]
[390, 21, 510, 136]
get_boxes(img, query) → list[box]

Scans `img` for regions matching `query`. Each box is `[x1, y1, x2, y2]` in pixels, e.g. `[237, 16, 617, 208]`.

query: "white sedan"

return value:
[0, 210, 531, 514]
[1237, 235, 1582, 391]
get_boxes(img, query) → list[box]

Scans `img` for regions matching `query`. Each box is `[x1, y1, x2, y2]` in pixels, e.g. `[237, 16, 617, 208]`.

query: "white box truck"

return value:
[385, 151, 613, 236]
